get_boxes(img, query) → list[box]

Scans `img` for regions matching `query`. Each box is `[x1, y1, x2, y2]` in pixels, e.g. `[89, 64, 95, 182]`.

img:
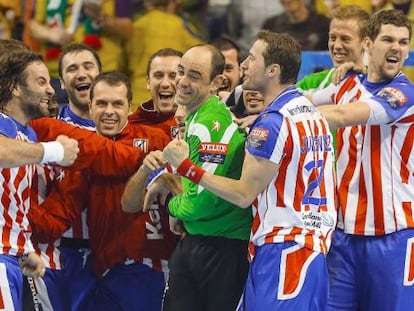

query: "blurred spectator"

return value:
[127, 0, 203, 111]
[0, 0, 21, 39]
[207, 0, 231, 39]
[210, 36, 241, 97]
[226, 0, 284, 58]
[262, 0, 330, 51]
[315, 0, 371, 15]
[174, 0, 209, 41]
[27, 0, 132, 105]
[371, 0, 392, 12]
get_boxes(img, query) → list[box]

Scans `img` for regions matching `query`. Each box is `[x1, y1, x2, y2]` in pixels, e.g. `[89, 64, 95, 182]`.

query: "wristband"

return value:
[176, 159, 205, 184]
[40, 141, 64, 164]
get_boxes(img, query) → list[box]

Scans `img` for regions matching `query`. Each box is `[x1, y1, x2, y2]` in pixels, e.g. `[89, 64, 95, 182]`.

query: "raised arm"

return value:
[0, 134, 79, 168]
[163, 139, 278, 209]
[317, 102, 372, 130]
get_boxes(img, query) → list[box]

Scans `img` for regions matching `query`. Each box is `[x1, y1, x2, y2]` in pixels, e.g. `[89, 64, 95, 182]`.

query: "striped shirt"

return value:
[0, 113, 37, 256]
[313, 72, 414, 235]
[246, 86, 337, 260]
[31, 105, 94, 268]
[57, 105, 94, 240]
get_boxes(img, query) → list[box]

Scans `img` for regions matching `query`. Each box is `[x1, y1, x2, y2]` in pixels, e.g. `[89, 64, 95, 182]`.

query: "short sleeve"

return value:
[246, 112, 286, 164]
[0, 113, 17, 138]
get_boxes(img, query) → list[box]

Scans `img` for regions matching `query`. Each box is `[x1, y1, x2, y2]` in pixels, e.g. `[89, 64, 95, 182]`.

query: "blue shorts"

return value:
[238, 242, 328, 311]
[61, 247, 97, 311]
[94, 263, 166, 311]
[327, 229, 414, 311]
[0, 254, 24, 310]
[30, 268, 71, 311]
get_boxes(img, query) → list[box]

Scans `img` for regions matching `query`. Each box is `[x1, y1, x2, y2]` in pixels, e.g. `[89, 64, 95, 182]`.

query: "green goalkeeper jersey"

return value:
[168, 96, 252, 240]
[296, 68, 335, 93]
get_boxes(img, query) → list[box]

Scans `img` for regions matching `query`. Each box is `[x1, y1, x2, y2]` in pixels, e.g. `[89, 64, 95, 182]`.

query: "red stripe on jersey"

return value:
[400, 125, 414, 183]
[403, 203, 414, 228]
[399, 114, 414, 123]
[275, 121, 293, 208]
[370, 126, 385, 234]
[336, 76, 357, 103]
[251, 202, 260, 235]
[408, 241, 414, 283]
[318, 120, 329, 212]
[338, 127, 360, 228]
[1, 182, 12, 253]
[292, 121, 307, 212]
[354, 169, 368, 234]
[265, 226, 284, 244]
[304, 231, 314, 251]
[0, 288, 4, 309]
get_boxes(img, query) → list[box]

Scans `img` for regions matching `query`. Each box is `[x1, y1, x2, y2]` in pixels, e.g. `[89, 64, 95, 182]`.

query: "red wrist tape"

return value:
[176, 159, 205, 184]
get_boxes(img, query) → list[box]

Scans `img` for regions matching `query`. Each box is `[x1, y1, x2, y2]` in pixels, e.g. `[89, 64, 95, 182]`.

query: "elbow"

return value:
[121, 197, 142, 213]
[235, 194, 256, 209]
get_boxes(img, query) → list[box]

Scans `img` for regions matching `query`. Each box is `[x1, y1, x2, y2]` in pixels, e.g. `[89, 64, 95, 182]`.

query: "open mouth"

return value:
[159, 92, 174, 101]
[386, 56, 399, 64]
[75, 83, 91, 92]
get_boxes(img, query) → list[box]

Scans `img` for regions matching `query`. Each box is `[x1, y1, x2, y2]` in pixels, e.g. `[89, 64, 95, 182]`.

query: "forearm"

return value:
[101, 16, 132, 40]
[121, 166, 150, 213]
[199, 173, 254, 208]
[317, 102, 370, 130]
[0, 136, 43, 168]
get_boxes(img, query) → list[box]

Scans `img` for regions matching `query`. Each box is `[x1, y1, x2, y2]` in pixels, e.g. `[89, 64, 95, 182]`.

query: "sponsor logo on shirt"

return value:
[198, 142, 228, 164]
[247, 127, 269, 150]
[377, 87, 408, 108]
[133, 138, 148, 153]
[287, 105, 317, 116]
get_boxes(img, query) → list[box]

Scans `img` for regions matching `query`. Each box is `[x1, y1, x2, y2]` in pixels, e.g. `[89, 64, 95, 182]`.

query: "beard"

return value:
[20, 87, 50, 120]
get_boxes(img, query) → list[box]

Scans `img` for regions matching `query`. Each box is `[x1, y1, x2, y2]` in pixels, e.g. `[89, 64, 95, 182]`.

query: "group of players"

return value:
[0, 5, 413, 311]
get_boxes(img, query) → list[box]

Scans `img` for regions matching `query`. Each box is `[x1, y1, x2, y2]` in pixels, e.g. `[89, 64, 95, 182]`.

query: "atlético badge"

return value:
[133, 138, 148, 153]
[171, 126, 180, 139]
[212, 120, 221, 132]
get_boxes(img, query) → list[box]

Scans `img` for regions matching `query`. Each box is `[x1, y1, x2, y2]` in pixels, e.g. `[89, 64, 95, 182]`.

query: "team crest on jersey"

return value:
[246, 127, 269, 150]
[133, 139, 148, 153]
[198, 142, 228, 164]
[212, 121, 221, 132]
[377, 87, 408, 108]
[171, 126, 180, 139]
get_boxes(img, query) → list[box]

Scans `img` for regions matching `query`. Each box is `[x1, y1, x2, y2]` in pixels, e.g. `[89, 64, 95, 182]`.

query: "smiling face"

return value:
[243, 90, 265, 115]
[60, 50, 101, 113]
[329, 18, 365, 67]
[175, 46, 215, 114]
[19, 61, 55, 121]
[147, 55, 180, 114]
[220, 48, 241, 92]
[89, 80, 130, 137]
[366, 24, 410, 82]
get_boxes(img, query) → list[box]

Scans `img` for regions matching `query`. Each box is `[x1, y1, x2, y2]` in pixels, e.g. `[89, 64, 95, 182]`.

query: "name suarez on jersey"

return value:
[300, 134, 332, 153]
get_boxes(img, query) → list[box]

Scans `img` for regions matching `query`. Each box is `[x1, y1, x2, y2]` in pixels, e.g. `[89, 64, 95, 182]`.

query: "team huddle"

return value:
[0, 7, 413, 311]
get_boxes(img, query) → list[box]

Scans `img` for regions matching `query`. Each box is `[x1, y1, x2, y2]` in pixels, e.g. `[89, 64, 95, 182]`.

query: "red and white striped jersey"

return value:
[246, 86, 337, 260]
[58, 105, 94, 240]
[30, 106, 94, 268]
[31, 164, 63, 269]
[0, 113, 37, 256]
[313, 73, 414, 235]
